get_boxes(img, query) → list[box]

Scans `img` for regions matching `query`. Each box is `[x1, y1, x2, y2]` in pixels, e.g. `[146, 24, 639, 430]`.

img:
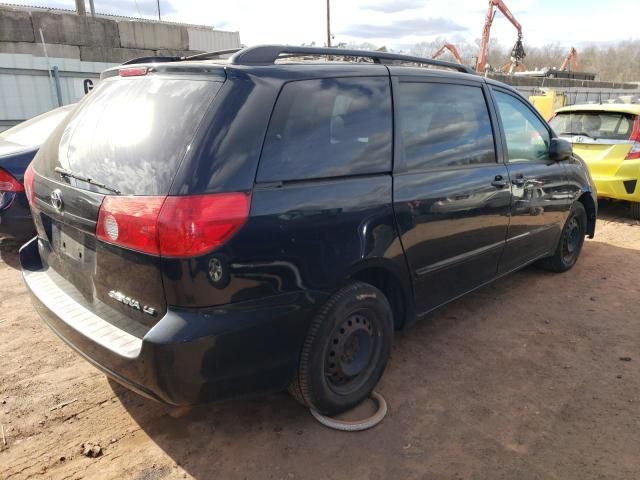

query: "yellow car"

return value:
[549, 103, 640, 218]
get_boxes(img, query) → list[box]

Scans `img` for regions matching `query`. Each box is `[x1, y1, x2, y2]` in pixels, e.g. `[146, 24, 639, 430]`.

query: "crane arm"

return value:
[476, 0, 524, 74]
[431, 42, 463, 64]
[492, 0, 522, 34]
[560, 47, 578, 71]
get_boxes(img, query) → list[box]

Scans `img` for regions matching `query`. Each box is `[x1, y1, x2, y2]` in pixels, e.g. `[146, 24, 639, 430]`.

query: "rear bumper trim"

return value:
[20, 237, 324, 405]
[24, 268, 142, 358]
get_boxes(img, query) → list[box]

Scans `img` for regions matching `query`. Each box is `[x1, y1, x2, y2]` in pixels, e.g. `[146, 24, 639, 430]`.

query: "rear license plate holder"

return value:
[53, 224, 86, 262]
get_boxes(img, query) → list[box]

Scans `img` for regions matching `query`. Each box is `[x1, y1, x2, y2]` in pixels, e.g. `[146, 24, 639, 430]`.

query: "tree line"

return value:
[330, 38, 640, 83]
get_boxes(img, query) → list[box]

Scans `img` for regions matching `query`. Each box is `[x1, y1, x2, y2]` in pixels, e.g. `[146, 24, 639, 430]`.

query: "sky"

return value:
[3, 0, 639, 50]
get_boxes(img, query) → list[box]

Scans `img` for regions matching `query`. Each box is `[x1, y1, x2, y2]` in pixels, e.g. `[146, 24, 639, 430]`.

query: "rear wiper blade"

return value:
[54, 167, 121, 194]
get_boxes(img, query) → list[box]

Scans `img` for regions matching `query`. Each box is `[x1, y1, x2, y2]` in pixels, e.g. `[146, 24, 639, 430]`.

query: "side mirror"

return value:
[549, 138, 572, 161]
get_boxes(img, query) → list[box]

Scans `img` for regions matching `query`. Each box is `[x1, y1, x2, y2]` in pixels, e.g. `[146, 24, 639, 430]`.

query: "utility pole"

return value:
[326, 0, 331, 47]
[88, 0, 95, 17]
[157, 0, 162, 21]
[75, 0, 86, 16]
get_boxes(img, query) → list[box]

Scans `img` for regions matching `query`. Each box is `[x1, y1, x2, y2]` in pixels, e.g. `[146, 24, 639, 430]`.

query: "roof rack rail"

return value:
[229, 45, 475, 74]
[119, 46, 475, 75]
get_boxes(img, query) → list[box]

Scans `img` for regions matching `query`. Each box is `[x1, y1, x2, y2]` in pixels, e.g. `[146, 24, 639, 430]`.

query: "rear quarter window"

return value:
[257, 77, 392, 182]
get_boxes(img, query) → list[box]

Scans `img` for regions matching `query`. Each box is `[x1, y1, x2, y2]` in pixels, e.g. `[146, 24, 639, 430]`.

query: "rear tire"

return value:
[289, 282, 393, 416]
[630, 202, 640, 220]
[537, 202, 587, 273]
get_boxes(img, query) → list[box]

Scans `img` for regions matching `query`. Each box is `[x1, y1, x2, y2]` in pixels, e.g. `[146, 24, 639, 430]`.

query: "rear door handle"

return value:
[491, 175, 507, 188]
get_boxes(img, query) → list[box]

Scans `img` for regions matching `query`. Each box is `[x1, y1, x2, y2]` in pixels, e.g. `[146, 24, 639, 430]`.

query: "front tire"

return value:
[630, 202, 640, 220]
[537, 202, 587, 273]
[289, 282, 393, 416]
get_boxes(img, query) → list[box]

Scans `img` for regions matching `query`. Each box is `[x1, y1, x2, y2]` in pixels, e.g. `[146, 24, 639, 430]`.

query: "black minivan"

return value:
[21, 46, 597, 415]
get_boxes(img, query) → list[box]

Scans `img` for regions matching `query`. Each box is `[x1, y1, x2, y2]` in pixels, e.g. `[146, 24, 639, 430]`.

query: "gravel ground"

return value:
[1, 200, 639, 480]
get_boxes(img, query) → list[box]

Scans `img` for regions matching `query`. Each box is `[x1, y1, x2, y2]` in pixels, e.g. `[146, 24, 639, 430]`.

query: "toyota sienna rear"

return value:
[21, 45, 596, 415]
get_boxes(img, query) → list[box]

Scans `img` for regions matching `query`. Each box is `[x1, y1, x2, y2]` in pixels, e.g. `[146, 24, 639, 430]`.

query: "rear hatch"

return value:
[549, 110, 640, 177]
[28, 65, 225, 330]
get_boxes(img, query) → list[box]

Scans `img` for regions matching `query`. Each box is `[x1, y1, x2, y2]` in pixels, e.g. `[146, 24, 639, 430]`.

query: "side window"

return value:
[258, 77, 392, 182]
[494, 91, 551, 163]
[398, 82, 496, 171]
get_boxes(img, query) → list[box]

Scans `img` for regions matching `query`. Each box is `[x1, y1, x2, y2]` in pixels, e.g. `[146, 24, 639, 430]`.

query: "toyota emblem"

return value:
[50, 189, 64, 212]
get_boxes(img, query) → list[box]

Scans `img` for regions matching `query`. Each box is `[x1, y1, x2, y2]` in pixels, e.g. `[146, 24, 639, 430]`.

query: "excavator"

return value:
[476, 0, 526, 74]
[560, 47, 578, 72]
[431, 42, 464, 65]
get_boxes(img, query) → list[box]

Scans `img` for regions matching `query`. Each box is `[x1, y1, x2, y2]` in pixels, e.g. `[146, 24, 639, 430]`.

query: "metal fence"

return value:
[0, 53, 114, 132]
[515, 86, 640, 106]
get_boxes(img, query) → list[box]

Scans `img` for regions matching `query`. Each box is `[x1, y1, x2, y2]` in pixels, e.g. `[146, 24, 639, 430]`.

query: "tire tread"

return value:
[288, 281, 389, 412]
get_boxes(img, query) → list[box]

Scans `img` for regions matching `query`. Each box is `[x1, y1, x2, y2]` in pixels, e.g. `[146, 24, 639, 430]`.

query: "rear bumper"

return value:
[588, 158, 640, 202]
[591, 175, 639, 201]
[20, 238, 323, 405]
[0, 192, 35, 242]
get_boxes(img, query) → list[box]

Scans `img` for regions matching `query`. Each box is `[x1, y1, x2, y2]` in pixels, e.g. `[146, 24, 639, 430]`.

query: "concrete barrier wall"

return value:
[0, 5, 241, 63]
[188, 28, 241, 51]
[0, 6, 241, 128]
[0, 9, 35, 42]
[31, 11, 121, 47]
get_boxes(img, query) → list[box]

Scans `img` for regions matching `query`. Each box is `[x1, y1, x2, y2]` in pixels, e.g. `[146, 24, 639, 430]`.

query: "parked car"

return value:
[549, 103, 640, 218]
[20, 46, 597, 415]
[0, 105, 75, 244]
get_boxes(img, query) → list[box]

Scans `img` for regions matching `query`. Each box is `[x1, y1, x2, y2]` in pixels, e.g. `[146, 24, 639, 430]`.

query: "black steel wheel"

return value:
[289, 282, 393, 415]
[325, 311, 378, 395]
[537, 202, 587, 273]
[561, 215, 582, 265]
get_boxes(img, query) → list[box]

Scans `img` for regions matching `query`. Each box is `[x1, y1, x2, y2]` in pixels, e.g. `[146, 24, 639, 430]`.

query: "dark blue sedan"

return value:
[0, 105, 74, 244]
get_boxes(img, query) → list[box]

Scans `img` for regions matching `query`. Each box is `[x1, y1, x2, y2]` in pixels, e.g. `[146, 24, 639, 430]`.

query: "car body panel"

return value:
[565, 140, 637, 200]
[489, 86, 572, 272]
[0, 144, 38, 242]
[21, 236, 324, 405]
[393, 164, 512, 312]
[20, 56, 597, 406]
[552, 104, 640, 202]
[0, 105, 75, 242]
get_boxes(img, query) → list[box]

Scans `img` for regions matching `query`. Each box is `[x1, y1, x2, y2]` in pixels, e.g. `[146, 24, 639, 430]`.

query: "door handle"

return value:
[491, 175, 507, 188]
[512, 173, 526, 186]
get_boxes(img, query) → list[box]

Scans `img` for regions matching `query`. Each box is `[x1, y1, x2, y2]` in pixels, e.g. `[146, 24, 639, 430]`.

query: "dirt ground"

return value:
[1, 200, 639, 480]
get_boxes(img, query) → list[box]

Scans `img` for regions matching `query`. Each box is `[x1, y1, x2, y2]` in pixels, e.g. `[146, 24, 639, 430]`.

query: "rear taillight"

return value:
[96, 196, 165, 255]
[0, 167, 24, 193]
[157, 194, 251, 257]
[96, 193, 251, 257]
[625, 116, 640, 160]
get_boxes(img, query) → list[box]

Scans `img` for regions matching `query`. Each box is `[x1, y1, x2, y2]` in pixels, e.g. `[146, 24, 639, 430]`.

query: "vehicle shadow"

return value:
[111, 240, 640, 480]
[0, 243, 21, 270]
[597, 198, 639, 225]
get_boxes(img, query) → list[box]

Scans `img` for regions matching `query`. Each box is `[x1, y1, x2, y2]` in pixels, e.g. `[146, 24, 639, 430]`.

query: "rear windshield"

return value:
[549, 111, 635, 140]
[35, 75, 223, 195]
